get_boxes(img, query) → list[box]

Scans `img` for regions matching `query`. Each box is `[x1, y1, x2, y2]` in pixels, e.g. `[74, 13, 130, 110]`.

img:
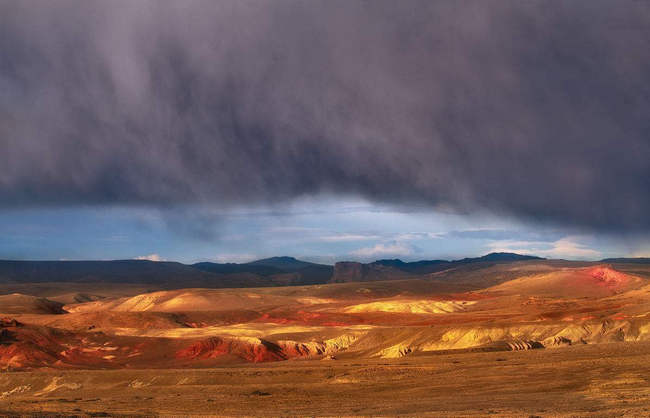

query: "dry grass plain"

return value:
[1, 342, 650, 416]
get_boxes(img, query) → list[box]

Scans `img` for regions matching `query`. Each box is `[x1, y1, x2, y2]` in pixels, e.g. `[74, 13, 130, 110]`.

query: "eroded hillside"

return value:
[1, 263, 650, 369]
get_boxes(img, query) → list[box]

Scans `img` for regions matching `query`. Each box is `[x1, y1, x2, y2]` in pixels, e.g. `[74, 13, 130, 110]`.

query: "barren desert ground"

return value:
[0, 259, 649, 415]
[1, 342, 650, 417]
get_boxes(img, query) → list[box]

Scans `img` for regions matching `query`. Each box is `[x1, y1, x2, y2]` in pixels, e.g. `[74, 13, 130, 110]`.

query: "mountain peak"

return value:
[453, 252, 544, 263]
[245, 256, 325, 271]
[250, 256, 299, 263]
[479, 252, 544, 261]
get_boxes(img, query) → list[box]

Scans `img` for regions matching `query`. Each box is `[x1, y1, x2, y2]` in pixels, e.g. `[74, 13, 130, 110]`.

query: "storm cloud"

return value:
[1, 0, 649, 231]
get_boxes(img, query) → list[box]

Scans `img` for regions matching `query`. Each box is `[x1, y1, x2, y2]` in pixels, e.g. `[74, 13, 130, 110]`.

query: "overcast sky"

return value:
[1, 1, 649, 263]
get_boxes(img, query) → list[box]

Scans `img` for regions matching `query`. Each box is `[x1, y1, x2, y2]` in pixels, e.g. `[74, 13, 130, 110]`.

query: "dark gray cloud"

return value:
[1, 0, 649, 231]
[444, 229, 561, 242]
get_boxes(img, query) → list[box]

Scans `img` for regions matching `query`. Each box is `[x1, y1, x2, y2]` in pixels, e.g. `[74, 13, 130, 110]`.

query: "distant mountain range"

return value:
[191, 256, 332, 286]
[0, 256, 332, 288]
[0, 253, 645, 288]
[330, 252, 544, 283]
[601, 258, 650, 264]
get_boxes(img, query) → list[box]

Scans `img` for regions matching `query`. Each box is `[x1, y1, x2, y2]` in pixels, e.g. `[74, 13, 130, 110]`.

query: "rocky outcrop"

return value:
[176, 336, 286, 363]
[504, 340, 544, 351]
[176, 333, 363, 363]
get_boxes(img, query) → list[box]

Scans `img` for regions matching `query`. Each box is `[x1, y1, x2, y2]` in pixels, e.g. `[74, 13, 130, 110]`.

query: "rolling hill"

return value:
[0, 294, 65, 314]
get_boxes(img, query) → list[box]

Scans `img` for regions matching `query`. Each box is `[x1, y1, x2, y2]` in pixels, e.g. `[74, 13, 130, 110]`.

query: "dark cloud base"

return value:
[1, 0, 649, 231]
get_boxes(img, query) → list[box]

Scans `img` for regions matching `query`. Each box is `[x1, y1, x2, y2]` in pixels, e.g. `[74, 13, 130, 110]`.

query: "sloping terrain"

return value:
[0, 262, 649, 371]
[0, 260, 214, 285]
[485, 265, 645, 298]
[0, 294, 65, 315]
[0, 257, 334, 290]
[343, 299, 476, 314]
[192, 256, 334, 286]
[63, 289, 305, 313]
[330, 252, 544, 283]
